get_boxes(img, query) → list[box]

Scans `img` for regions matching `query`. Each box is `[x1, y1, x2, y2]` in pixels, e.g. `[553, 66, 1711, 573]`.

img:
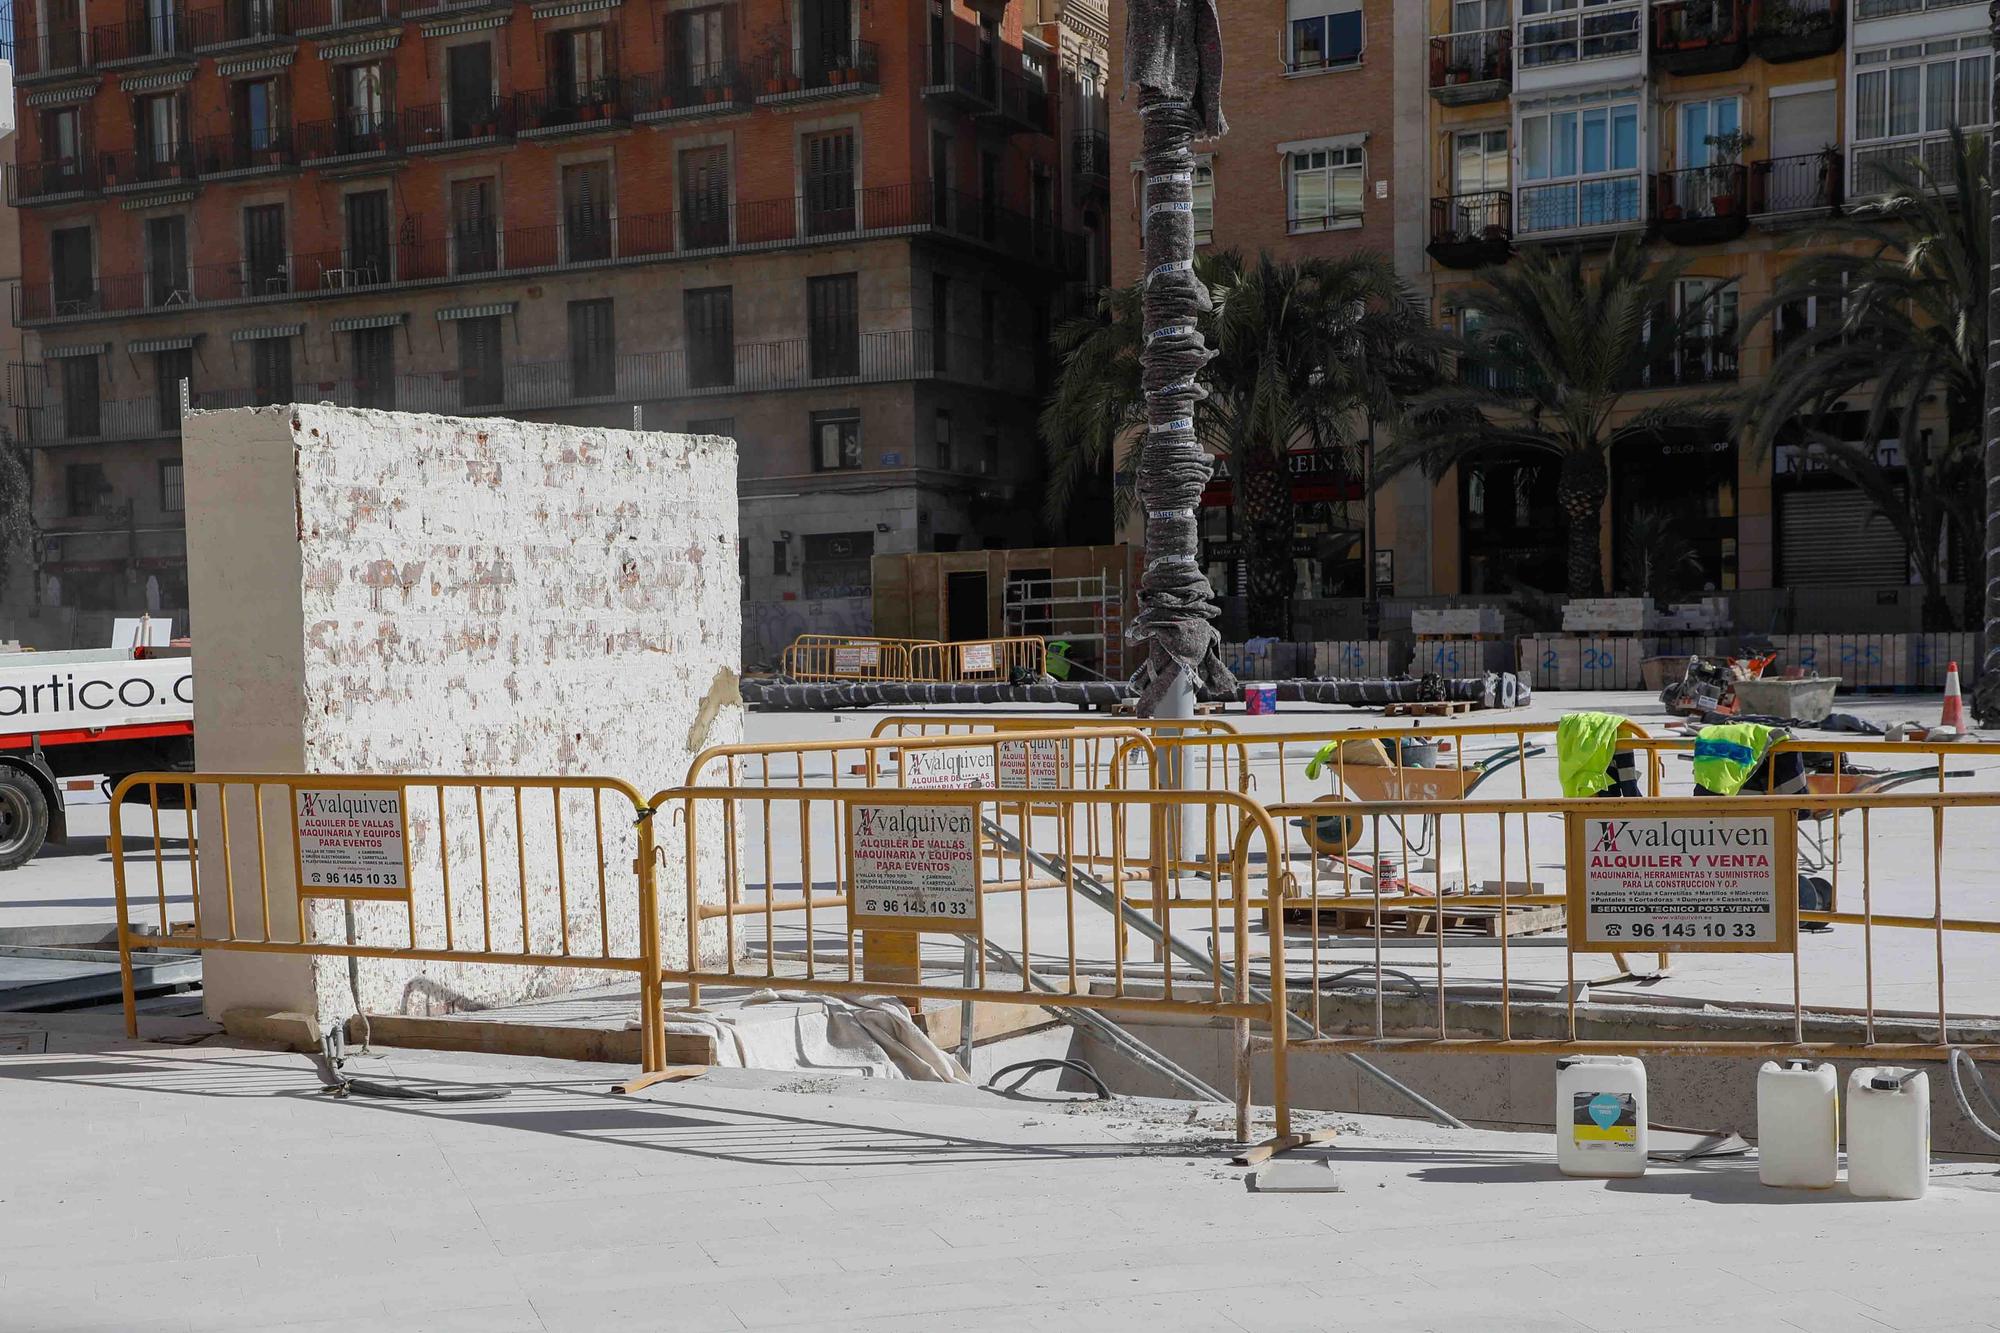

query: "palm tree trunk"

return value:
[1242, 447, 1295, 638]
[1558, 451, 1608, 597]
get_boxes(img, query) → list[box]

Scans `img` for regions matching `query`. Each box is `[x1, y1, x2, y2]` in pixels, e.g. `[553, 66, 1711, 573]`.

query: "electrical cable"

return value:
[1948, 1049, 2000, 1148]
[987, 1058, 1112, 1101]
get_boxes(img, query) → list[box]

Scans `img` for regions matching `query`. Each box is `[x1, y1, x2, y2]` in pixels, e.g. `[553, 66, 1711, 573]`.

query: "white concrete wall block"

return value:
[183, 405, 743, 1027]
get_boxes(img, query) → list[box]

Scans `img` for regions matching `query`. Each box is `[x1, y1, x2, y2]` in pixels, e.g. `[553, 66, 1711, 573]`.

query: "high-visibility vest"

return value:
[1692, 722, 1784, 796]
[1557, 711, 1626, 798]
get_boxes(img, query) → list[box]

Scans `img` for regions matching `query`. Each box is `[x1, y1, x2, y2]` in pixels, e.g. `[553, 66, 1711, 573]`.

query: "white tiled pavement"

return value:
[5, 1011, 2000, 1333]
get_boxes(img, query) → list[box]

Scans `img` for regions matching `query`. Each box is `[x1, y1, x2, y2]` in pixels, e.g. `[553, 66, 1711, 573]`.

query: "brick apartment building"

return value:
[3, 0, 1107, 650]
[1108, 0, 1432, 616]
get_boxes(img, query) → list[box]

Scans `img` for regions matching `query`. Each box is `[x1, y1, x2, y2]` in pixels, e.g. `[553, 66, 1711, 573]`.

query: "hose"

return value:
[987, 1058, 1112, 1101]
[310, 1028, 512, 1103]
[1948, 1049, 2000, 1147]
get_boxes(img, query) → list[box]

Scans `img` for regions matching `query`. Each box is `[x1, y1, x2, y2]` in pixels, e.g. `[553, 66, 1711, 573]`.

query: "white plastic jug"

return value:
[1556, 1055, 1647, 1178]
[1846, 1067, 1930, 1200]
[1757, 1060, 1839, 1189]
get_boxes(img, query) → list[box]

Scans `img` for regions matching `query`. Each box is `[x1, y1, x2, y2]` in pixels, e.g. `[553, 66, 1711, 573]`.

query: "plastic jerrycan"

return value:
[1846, 1067, 1931, 1200]
[1756, 1060, 1839, 1189]
[1556, 1056, 1648, 1178]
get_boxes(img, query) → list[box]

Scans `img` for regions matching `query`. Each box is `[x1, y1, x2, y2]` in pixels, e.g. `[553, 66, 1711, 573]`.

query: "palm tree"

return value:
[1745, 129, 1987, 633]
[1381, 236, 1733, 596]
[1043, 251, 1441, 638]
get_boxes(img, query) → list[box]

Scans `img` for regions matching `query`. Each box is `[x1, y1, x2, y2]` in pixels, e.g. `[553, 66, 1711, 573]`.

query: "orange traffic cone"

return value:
[1941, 661, 1967, 733]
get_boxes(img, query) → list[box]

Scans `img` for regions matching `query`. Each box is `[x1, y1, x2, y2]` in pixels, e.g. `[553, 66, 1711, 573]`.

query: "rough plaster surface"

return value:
[182, 405, 741, 1026]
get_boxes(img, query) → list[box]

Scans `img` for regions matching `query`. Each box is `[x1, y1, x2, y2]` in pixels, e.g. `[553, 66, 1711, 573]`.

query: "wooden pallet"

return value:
[1382, 699, 1476, 717]
[1106, 699, 1226, 716]
[1280, 899, 1566, 940]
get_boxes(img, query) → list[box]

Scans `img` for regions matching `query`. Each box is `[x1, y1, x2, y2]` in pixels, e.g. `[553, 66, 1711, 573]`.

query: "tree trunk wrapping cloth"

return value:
[1126, 0, 1235, 712]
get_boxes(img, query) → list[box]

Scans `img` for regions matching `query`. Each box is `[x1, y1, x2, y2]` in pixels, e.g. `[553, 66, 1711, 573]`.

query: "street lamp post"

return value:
[1982, 1, 2000, 724]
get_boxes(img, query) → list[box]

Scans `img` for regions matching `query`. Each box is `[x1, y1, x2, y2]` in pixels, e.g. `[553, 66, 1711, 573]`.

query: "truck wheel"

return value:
[0, 768, 51, 870]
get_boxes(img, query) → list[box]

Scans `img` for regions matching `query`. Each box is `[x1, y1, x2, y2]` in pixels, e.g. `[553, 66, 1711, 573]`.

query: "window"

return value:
[1676, 96, 1741, 168]
[1518, 0, 1643, 69]
[154, 348, 192, 430]
[934, 408, 952, 469]
[568, 299, 616, 397]
[801, 531, 873, 599]
[1287, 0, 1362, 72]
[1853, 37, 1992, 193]
[137, 93, 184, 174]
[1666, 95, 1741, 213]
[1454, 128, 1509, 194]
[234, 79, 281, 156]
[673, 5, 733, 89]
[457, 315, 505, 407]
[40, 107, 84, 190]
[770, 539, 787, 575]
[687, 415, 734, 436]
[66, 463, 108, 516]
[552, 27, 611, 107]
[58, 357, 100, 439]
[450, 178, 498, 274]
[561, 161, 612, 262]
[980, 429, 999, 476]
[1287, 144, 1363, 231]
[341, 62, 388, 150]
[1192, 160, 1208, 244]
[807, 273, 859, 379]
[803, 130, 856, 235]
[160, 461, 185, 512]
[684, 286, 734, 389]
[145, 215, 188, 308]
[1774, 284, 1844, 361]
[51, 226, 94, 311]
[353, 326, 396, 408]
[1651, 278, 1739, 385]
[243, 203, 288, 293]
[810, 410, 862, 470]
[980, 290, 997, 379]
[931, 273, 950, 373]
[447, 44, 495, 138]
[1517, 98, 1642, 234]
[250, 337, 293, 405]
[345, 189, 391, 283]
[680, 145, 730, 247]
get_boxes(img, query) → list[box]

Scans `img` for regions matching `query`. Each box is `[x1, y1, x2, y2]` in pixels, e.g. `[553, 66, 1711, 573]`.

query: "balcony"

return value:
[195, 131, 298, 178]
[6, 157, 100, 206]
[922, 26, 990, 109]
[1073, 130, 1109, 195]
[1752, 0, 1841, 63]
[1851, 136, 1956, 198]
[1428, 27, 1511, 105]
[515, 78, 633, 138]
[1428, 190, 1512, 270]
[91, 13, 196, 67]
[1640, 335, 1739, 387]
[983, 68, 1051, 135]
[1651, 0, 1747, 76]
[189, 0, 297, 51]
[402, 98, 515, 152]
[1854, 0, 1980, 17]
[291, 0, 398, 34]
[751, 40, 881, 106]
[1516, 174, 1647, 239]
[14, 182, 1083, 326]
[1517, 2, 1641, 77]
[296, 112, 400, 163]
[1653, 164, 1749, 244]
[99, 141, 199, 193]
[630, 63, 752, 121]
[13, 25, 93, 79]
[1750, 150, 1841, 222]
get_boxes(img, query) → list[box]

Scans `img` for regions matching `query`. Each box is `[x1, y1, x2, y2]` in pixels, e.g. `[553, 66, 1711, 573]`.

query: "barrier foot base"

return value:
[1233, 1128, 1339, 1167]
[612, 1066, 708, 1095]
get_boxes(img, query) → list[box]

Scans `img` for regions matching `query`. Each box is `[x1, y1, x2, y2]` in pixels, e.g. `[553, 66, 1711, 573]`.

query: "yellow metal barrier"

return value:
[109, 772, 671, 1085]
[1263, 787, 2000, 1064]
[646, 780, 1293, 1138]
[778, 635, 930, 682]
[907, 637, 1047, 683]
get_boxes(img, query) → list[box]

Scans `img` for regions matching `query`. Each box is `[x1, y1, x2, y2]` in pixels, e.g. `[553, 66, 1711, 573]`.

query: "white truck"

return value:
[0, 646, 195, 869]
